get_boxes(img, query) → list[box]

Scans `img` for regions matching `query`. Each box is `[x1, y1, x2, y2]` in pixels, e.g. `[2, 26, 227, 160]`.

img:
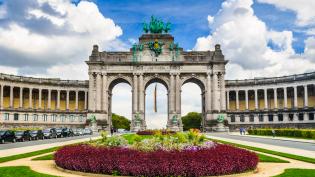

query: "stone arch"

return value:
[181, 75, 206, 91]
[107, 75, 133, 91]
[144, 75, 170, 90]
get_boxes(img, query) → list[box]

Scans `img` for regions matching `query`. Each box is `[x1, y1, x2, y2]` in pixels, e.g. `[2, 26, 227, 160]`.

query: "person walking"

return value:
[272, 129, 276, 138]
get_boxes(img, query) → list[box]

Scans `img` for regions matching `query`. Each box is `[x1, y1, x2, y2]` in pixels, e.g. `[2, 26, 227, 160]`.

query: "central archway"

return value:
[181, 77, 206, 131]
[144, 77, 169, 129]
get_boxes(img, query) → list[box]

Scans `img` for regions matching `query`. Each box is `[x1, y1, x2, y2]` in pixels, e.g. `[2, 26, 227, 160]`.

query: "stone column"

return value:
[9, 86, 13, 108]
[102, 73, 108, 112]
[75, 90, 79, 111]
[84, 91, 88, 110]
[19, 87, 23, 108]
[220, 73, 226, 111]
[304, 85, 308, 107]
[57, 90, 60, 110]
[175, 73, 181, 113]
[66, 90, 69, 110]
[212, 73, 219, 110]
[236, 90, 239, 110]
[254, 89, 258, 109]
[0, 85, 3, 109]
[206, 73, 212, 112]
[29, 88, 32, 109]
[38, 88, 42, 109]
[284, 87, 287, 109]
[264, 88, 268, 109]
[293, 86, 298, 108]
[139, 73, 144, 113]
[169, 73, 175, 113]
[88, 72, 95, 111]
[48, 89, 51, 109]
[245, 89, 249, 110]
[226, 90, 230, 110]
[96, 73, 102, 111]
[132, 74, 138, 113]
[274, 88, 278, 109]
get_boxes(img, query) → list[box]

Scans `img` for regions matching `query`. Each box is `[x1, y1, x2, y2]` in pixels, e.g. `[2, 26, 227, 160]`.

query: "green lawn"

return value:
[273, 168, 315, 177]
[31, 153, 54, 161]
[0, 147, 58, 163]
[257, 153, 289, 163]
[208, 138, 315, 164]
[0, 166, 58, 177]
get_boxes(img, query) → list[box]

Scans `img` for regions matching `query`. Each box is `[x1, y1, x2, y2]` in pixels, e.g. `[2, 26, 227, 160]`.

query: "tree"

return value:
[181, 112, 202, 131]
[112, 113, 131, 130]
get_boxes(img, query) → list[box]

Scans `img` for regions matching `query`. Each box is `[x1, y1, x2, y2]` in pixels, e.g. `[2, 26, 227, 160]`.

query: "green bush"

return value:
[248, 128, 315, 139]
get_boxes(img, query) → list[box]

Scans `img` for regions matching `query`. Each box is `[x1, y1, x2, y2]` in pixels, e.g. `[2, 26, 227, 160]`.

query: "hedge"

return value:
[247, 129, 315, 139]
[55, 144, 258, 177]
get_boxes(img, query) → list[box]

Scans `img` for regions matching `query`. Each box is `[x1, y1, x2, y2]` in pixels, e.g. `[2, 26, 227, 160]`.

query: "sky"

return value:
[0, 0, 315, 128]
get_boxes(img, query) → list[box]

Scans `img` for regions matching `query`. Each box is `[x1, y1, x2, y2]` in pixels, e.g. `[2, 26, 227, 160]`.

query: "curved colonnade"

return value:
[226, 72, 315, 129]
[0, 73, 88, 128]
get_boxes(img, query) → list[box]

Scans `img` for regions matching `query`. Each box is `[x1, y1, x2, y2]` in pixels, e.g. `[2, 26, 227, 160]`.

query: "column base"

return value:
[166, 113, 183, 131]
[204, 113, 229, 132]
[87, 113, 109, 132]
[130, 112, 146, 132]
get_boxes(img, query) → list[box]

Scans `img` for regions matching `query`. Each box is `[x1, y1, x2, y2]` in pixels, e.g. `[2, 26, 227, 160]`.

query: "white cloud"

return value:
[0, 0, 125, 78]
[0, 66, 18, 75]
[195, 0, 315, 80]
[258, 0, 315, 26]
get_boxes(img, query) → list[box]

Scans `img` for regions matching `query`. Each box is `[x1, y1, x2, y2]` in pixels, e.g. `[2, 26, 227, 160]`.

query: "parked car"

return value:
[30, 130, 44, 140]
[73, 129, 80, 136]
[15, 130, 32, 142]
[56, 128, 67, 138]
[78, 128, 84, 136]
[83, 128, 93, 135]
[43, 128, 57, 139]
[0, 130, 16, 143]
[62, 128, 74, 137]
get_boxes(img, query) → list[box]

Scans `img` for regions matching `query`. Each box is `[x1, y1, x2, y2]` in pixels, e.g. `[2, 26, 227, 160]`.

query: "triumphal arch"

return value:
[86, 17, 227, 131]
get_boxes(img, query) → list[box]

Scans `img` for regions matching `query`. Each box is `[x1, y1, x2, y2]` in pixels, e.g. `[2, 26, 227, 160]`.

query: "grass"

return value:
[273, 168, 315, 177]
[0, 166, 58, 177]
[257, 153, 289, 163]
[31, 153, 54, 161]
[0, 147, 59, 163]
[208, 138, 315, 164]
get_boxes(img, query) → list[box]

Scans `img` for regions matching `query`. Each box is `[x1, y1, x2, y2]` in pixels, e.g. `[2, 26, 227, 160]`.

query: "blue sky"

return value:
[89, 0, 303, 52]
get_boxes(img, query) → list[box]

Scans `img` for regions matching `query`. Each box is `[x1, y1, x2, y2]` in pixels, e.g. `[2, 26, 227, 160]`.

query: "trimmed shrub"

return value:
[55, 144, 258, 177]
[248, 129, 315, 139]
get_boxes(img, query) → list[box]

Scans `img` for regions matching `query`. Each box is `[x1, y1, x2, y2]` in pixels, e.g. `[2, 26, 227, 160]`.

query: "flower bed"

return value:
[136, 129, 176, 135]
[55, 144, 258, 177]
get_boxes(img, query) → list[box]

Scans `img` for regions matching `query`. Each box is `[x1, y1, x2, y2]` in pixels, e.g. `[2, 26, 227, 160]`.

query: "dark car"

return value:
[62, 128, 74, 137]
[55, 128, 66, 138]
[30, 130, 44, 140]
[15, 130, 32, 142]
[43, 128, 57, 139]
[0, 130, 16, 143]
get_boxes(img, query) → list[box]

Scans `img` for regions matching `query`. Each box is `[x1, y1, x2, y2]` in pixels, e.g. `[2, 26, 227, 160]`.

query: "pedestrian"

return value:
[240, 127, 243, 135]
[110, 127, 114, 136]
[272, 129, 275, 138]
[243, 127, 246, 135]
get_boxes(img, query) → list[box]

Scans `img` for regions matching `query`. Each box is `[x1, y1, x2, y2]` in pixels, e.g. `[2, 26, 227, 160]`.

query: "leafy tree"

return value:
[112, 113, 131, 130]
[181, 112, 202, 131]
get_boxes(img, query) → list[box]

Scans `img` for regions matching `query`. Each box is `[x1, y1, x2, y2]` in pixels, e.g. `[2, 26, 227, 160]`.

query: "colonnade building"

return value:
[0, 73, 88, 129]
[226, 72, 315, 129]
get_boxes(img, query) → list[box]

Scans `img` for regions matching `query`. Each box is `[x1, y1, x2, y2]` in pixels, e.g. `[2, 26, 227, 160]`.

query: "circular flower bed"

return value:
[55, 143, 258, 177]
